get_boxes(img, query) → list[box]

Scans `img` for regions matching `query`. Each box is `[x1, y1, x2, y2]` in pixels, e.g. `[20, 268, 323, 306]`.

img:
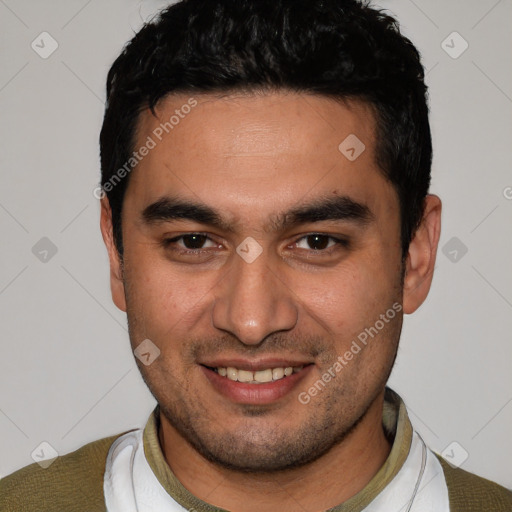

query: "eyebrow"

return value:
[141, 195, 374, 233]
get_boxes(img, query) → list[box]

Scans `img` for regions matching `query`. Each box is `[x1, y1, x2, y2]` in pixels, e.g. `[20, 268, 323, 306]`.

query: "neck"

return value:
[158, 391, 391, 512]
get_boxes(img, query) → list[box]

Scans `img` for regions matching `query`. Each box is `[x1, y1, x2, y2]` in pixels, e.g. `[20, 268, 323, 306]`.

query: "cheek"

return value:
[124, 248, 215, 338]
[293, 257, 396, 336]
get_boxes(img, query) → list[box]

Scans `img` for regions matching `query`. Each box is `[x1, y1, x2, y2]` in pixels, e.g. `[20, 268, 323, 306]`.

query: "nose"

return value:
[212, 250, 298, 345]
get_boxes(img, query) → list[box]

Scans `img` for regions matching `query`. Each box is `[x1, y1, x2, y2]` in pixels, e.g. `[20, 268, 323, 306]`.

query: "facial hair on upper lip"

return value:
[187, 332, 333, 367]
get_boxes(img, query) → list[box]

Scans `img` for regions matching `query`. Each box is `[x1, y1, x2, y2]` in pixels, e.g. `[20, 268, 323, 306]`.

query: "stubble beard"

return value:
[156, 385, 379, 474]
[134, 337, 396, 474]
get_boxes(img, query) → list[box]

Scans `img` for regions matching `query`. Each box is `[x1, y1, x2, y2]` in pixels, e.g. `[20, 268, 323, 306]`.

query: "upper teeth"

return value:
[217, 366, 304, 383]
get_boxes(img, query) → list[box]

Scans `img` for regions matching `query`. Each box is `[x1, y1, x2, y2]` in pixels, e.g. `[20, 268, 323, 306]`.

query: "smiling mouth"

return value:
[203, 365, 308, 384]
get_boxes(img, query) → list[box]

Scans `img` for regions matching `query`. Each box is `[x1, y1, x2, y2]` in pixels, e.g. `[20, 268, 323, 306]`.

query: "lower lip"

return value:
[201, 365, 313, 405]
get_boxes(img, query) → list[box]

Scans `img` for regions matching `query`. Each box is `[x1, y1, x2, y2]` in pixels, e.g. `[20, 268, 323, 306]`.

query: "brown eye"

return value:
[293, 234, 350, 253]
[305, 234, 331, 250]
[181, 234, 208, 249]
[162, 233, 217, 251]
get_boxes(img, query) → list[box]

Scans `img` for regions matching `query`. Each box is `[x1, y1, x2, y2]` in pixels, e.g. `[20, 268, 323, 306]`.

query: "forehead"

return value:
[126, 91, 396, 227]
[137, 91, 376, 157]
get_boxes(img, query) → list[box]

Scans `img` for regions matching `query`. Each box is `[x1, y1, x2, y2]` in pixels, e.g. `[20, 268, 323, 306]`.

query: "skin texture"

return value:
[100, 91, 442, 511]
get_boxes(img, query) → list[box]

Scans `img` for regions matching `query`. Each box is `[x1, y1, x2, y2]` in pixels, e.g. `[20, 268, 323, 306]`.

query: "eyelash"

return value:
[161, 233, 350, 256]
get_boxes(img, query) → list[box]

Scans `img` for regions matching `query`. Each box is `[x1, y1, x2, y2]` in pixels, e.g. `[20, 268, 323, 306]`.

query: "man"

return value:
[1, 0, 510, 510]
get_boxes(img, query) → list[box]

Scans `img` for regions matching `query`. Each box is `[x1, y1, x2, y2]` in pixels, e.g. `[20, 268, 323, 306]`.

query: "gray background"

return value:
[1, 0, 511, 489]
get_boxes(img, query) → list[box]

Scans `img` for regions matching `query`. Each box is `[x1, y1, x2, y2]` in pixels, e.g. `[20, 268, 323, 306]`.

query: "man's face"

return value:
[106, 92, 406, 471]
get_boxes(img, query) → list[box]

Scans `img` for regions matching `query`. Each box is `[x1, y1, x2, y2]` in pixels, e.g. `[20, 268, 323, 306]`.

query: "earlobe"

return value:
[99, 196, 127, 312]
[402, 194, 442, 314]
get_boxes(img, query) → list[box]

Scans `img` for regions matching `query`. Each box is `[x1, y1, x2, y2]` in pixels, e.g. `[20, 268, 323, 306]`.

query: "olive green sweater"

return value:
[1, 390, 511, 511]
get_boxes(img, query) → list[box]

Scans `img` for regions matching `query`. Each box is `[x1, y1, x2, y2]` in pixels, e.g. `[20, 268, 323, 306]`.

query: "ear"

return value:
[403, 194, 442, 314]
[100, 196, 127, 312]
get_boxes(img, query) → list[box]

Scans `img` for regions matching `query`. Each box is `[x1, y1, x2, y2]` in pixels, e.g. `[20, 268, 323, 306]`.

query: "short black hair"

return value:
[100, 0, 432, 261]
